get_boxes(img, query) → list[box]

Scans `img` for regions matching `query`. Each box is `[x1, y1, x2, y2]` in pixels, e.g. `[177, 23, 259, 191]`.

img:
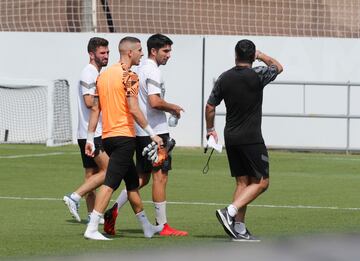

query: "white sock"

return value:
[116, 189, 128, 209]
[136, 210, 163, 238]
[234, 222, 246, 235]
[227, 204, 238, 217]
[154, 201, 167, 225]
[84, 211, 110, 241]
[87, 210, 103, 232]
[71, 192, 81, 202]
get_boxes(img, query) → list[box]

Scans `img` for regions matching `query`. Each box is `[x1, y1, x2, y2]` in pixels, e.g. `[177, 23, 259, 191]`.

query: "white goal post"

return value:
[0, 78, 72, 146]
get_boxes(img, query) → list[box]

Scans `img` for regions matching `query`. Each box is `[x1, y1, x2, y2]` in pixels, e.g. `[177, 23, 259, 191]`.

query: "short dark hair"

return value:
[119, 36, 141, 45]
[87, 37, 109, 53]
[235, 39, 256, 64]
[147, 34, 173, 55]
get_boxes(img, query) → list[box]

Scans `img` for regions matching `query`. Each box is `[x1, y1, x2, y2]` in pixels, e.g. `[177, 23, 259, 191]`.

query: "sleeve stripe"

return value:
[146, 78, 161, 87]
[80, 81, 96, 89]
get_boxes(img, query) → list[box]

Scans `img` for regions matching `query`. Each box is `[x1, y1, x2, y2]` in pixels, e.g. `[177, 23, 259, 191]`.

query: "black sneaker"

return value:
[215, 208, 237, 238]
[232, 229, 261, 242]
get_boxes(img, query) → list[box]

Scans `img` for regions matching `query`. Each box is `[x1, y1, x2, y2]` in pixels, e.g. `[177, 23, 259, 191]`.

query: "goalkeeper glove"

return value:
[142, 137, 176, 167]
[142, 141, 159, 163]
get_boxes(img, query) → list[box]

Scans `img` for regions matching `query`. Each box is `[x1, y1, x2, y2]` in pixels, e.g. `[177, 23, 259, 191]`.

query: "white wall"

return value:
[0, 32, 203, 146]
[204, 36, 360, 150]
[1, 32, 360, 150]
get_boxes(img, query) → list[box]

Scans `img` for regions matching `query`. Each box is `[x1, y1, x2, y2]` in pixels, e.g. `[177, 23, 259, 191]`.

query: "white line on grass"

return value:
[0, 196, 359, 211]
[2, 151, 360, 162]
[278, 156, 360, 162]
[0, 152, 78, 159]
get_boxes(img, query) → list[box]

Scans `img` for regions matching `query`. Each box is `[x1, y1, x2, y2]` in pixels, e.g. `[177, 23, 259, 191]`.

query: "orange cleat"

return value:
[104, 203, 118, 235]
[159, 223, 188, 236]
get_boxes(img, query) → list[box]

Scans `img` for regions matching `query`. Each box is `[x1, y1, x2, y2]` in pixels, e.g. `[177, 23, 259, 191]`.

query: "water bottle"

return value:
[168, 114, 178, 127]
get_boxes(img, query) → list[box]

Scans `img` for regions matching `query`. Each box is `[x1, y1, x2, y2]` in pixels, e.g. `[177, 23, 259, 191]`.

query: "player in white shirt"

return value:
[63, 37, 110, 223]
[103, 34, 188, 236]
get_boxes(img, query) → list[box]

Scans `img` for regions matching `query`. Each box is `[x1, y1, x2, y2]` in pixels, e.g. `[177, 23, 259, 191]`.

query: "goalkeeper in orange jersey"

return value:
[103, 34, 188, 237]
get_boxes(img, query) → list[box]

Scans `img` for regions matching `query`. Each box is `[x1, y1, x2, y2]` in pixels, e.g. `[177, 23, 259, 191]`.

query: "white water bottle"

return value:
[168, 114, 178, 127]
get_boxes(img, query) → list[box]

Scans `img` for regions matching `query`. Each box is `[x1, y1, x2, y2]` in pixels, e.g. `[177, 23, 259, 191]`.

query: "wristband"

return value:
[207, 127, 215, 133]
[144, 125, 155, 137]
[86, 132, 95, 143]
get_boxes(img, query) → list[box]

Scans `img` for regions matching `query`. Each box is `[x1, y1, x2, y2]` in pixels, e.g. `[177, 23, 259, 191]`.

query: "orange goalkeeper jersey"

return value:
[95, 62, 139, 138]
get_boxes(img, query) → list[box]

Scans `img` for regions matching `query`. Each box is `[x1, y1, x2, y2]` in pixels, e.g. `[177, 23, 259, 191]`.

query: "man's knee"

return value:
[259, 178, 269, 192]
[95, 151, 109, 172]
[152, 170, 168, 185]
[138, 173, 151, 188]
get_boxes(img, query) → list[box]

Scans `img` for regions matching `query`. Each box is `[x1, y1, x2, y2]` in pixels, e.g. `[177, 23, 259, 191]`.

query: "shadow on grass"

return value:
[64, 219, 88, 225]
[193, 234, 230, 240]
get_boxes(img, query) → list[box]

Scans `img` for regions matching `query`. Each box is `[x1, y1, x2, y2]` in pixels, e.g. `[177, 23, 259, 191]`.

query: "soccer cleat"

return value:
[159, 223, 188, 236]
[104, 203, 118, 235]
[143, 223, 164, 238]
[63, 195, 81, 222]
[84, 229, 111, 241]
[215, 208, 237, 238]
[232, 229, 261, 242]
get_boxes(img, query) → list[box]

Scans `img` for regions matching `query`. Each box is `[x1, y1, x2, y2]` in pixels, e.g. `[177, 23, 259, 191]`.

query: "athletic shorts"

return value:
[77, 136, 104, 168]
[225, 143, 269, 179]
[136, 133, 172, 174]
[102, 136, 139, 191]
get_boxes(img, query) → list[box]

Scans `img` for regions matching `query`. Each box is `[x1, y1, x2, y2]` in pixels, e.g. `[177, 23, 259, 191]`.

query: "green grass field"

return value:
[0, 144, 360, 259]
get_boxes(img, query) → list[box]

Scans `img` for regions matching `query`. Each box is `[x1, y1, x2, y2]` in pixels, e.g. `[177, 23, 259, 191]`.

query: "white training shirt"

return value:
[133, 58, 168, 136]
[77, 63, 102, 139]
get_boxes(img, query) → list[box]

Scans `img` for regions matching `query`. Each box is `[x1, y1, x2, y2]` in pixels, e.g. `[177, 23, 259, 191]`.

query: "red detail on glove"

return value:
[152, 146, 168, 167]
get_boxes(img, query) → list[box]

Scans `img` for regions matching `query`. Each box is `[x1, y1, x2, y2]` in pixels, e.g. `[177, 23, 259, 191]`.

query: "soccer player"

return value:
[83, 36, 164, 240]
[104, 34, 188, 236]
[205, 39, 283, 241]
[63, 37, 110, 223]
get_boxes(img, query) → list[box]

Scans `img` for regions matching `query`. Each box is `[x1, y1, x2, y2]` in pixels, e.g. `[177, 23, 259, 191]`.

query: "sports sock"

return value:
[87, 210, 103, 231]
[154, 201, 167, 225]
[234, 222, 246, 235]
[84, 210, 110, 241]
[71, 192, 81, 202]
[115, 189, 128, 209]
[136, 210, 163, 238]
[227, 204, 238, 217]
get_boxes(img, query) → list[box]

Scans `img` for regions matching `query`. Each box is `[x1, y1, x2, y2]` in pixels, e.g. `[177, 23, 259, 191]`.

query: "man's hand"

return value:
[85, 141, 95, 157]
[255, 50, 263, 60]
[206, 128, 218, 143]
[85, 132, 95, 157]
[171, 104, 184, 118]
[151, 135, 163, 147]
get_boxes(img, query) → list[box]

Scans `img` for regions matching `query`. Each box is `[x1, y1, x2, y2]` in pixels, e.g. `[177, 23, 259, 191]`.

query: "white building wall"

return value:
[1, 32, 360, 150]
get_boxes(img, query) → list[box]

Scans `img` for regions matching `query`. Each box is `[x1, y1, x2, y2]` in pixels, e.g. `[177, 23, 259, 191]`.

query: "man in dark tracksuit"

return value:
[205, 39, 283, 241]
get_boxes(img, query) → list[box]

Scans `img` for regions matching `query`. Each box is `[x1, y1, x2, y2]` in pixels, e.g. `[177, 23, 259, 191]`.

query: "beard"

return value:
[95, 56, 108, 67]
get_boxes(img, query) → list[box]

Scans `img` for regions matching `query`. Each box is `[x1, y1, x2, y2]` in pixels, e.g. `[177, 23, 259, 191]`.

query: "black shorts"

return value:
[136, 133, 172, 174]
[225, 143, 269, 179]
[102, 136, 139, 191]
[77, 136, 104, 168]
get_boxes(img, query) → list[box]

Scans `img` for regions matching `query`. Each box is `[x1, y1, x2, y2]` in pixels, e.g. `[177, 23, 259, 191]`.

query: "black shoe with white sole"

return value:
[232, 229, 261, 242]
[215, 208, 237, 238]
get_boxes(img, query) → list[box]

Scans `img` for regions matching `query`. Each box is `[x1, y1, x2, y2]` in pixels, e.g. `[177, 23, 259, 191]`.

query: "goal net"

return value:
[0, 0, 359, 38]
[0, 79, 72, 146]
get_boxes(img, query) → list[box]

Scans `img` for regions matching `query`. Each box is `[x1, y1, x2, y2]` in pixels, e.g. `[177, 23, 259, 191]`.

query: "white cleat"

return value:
[63, 195, 81, 222]
[84, 230, 111, 240]
[143, 224, 164, 238]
